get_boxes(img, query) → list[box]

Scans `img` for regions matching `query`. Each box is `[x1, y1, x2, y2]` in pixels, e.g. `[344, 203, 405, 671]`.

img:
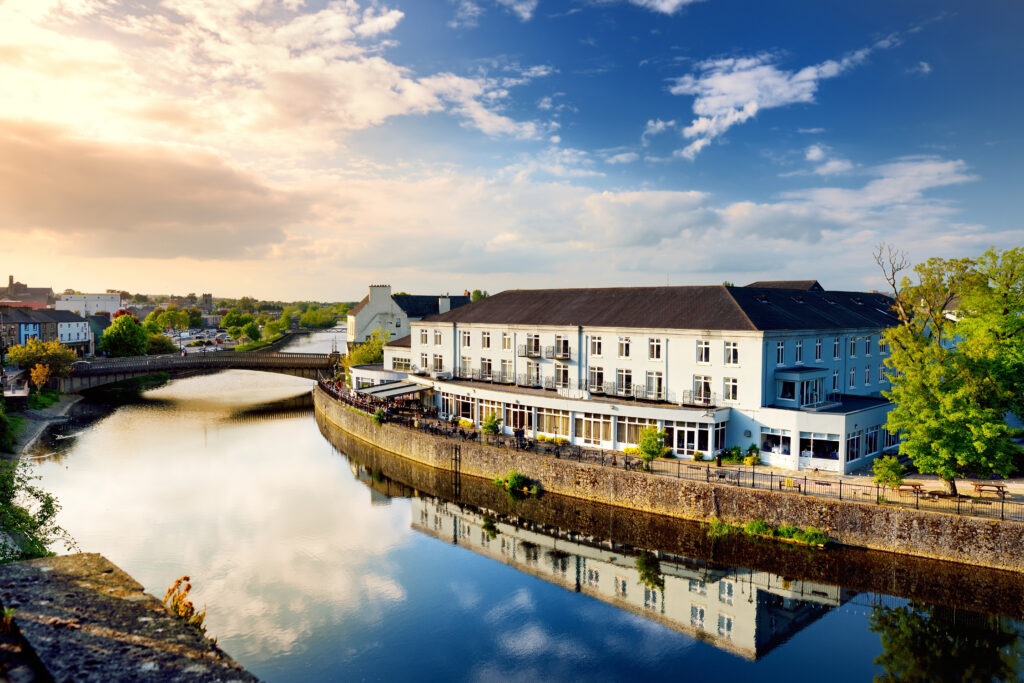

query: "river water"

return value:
[29, 333, 1024, 681]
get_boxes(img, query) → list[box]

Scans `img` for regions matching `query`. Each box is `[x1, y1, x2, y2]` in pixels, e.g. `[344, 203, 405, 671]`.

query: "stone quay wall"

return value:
[315, 386, 1024, 572]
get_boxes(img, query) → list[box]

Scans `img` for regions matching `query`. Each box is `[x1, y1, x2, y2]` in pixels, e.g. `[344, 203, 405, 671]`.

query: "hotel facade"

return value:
[373, 282, 899, 475]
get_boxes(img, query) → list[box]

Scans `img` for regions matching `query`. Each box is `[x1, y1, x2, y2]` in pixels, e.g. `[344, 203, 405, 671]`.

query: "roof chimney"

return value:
[368, 284, 391, 304]
[7, 275, 12, 290]
[438, 295, 451, 314]
[463, 290, 470, 297]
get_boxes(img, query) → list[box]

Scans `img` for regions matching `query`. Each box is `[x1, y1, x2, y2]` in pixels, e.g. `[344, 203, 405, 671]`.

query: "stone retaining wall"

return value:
[316, 386, 1024, 572]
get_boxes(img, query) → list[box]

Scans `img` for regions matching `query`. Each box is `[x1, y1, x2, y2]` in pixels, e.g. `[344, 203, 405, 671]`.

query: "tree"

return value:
[635, 551, 665, 591]
[482, 413, 503, 436]
[872, 456, 905, 489]
[342, 328, 390, 385]
[222, 308, 253, 329]
[869, 602, 1021, 682]
[146, 334, 177, 355]
[185, 307, 203, 329]
[0, 460, 74, 562]
[636, 426, 670, 470]
[877, 245, 1024, 495]
[471, 289, 489, 302]
[29, 363, 51, 391]
[238, 296, 257, 312]
[100, 313, 148, 357]
[0, 405, 17, 453]
[722, 280, 735, 287]
[157, 310, 189, 336]
[143, 307, 165, 334]
[7, 339, 76, 377]
[241, 321, 261, 341]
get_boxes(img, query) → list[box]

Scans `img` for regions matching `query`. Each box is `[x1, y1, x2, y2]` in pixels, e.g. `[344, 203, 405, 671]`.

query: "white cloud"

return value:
[641, 118, 675, 146]
[805, 144, 826, 162]
[814, 158, 854, 175]
[605, 152, 640, 164]
[448, 0, 485, 28]
[798, 127, 825, 134]
[908, 60, 932, 75]
[670, 35, 901, 159]
[628, 0, 705, 12]
[496, 0, 539, 21]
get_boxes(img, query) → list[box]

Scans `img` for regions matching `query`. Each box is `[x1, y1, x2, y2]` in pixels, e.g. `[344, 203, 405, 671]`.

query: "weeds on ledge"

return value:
[743, 519, 829, 547]
[705, 518, 736, 540]
[163, 576, 207, 635]
[493, 470, 542, 500]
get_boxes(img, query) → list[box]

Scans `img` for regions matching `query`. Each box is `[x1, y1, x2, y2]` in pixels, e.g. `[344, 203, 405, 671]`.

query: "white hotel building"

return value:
[375, 282, 900, 475]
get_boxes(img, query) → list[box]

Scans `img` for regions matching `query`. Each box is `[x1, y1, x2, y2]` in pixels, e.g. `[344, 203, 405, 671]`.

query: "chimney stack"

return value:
[438, 295, 451, 314]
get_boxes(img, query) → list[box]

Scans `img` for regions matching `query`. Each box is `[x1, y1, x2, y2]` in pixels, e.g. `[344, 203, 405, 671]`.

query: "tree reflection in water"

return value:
[869, 601, 1023, 682]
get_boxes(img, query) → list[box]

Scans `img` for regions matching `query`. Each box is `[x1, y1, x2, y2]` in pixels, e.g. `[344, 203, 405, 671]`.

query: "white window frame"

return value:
[461, 330, 471, 348]
[645, 370, 664, 398]
[434, 330, 442, 346]
[618, 337, 631, 358]
[776, 341, 785, 365]
[724, 341, 739, 365]
[833, 337, 840, 360]
[815, 338, 822, 362]
[591, 336, 602, 356]
[864, 336, 872, 356]
[481, 331, 491, 349]
[648, 338, 662, 360]
[502, 332, 511, 351]
[616, 368, 632, 393]
[697, 339, 710, 364]
[795, 340, 803, 364]
[849, 368, 856, 389]
[420, 329, 428, 344]
[832, 369, 839, 391]
[865, 365, 871, 385]
[724, 377, 738, 401]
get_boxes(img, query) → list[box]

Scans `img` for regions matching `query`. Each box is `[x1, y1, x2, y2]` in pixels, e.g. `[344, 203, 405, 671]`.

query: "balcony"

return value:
[615, 382, 633, 397]
[517, 344, 542, 358]
[456, 367, 472, 379]
[542, 376, 556, 390]
[678, 390, 718, 408]
[632, 386, 666, 401]
[517, 373, 542, 388]
[543, 345, 572, 361]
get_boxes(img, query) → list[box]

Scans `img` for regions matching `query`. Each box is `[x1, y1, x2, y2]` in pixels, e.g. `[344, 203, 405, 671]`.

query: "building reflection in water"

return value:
[409, 496, 850, 661]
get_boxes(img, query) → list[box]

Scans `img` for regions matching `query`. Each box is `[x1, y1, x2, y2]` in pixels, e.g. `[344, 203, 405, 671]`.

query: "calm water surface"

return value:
[29, 334, 1024, 682]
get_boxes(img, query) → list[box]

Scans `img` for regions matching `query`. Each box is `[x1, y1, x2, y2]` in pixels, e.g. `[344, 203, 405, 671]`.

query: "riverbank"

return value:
[4, 394, 83, 462]
[314, 385, 1024, 572]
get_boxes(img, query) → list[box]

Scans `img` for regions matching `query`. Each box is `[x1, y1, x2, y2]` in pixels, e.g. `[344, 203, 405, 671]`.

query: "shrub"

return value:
[505, 471, 529, 490]
[481, 413, 503, 436]
[635, 551, 665, 591]
[776, 524, 800, 539]
[459, 419, 474, 429]
[872, 456, 906, 489]
[372, 409, 385, 425]
[555, 437, 569, 446]
[744, 519, 773, 536]
[163, 576, 207, 634]
[0, 460, 75, 562]
[706, 518, 735, 540]
[747, 443, 760, 457]
[692, 451, 704, 461]
[798, 526, 829, 546]
[536, 434, 549, 442]
[729, 446, 743, 461]
[0, 407, 16, 453]
[622, 446, 639, 455]
[637, 427, 668, 469]
[743, 454, 761, 467]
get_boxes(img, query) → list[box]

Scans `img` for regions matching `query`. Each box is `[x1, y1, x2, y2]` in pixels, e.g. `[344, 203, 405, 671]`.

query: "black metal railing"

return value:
[517, 344, 542, 358]
[543, 345, 572, 360]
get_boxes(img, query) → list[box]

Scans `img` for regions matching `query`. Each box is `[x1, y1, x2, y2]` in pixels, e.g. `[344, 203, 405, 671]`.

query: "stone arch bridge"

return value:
[60, 352, 339, 392]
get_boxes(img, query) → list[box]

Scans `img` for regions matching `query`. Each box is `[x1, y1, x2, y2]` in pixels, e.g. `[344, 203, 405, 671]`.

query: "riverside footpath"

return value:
[4, 394, 83, 462]
[315, 382, 1024, 572]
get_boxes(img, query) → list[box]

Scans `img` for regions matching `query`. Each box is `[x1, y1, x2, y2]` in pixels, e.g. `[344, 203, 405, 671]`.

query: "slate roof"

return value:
[745, 280, 824, 291]
[386, 334, 411, 348]
[423, 286, 898, 332]
[349, 294, 471, 318]
[0, 307, 39, 324]
[32, 310, 88, 324]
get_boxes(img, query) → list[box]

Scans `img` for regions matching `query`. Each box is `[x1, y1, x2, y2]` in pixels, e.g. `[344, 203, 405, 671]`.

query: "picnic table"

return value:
[897, 482, 924, 495]
[973, 482, 1008, 498]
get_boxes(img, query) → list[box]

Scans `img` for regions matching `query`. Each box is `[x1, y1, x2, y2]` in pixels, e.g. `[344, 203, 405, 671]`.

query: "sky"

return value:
[1, 0, 1022, 301]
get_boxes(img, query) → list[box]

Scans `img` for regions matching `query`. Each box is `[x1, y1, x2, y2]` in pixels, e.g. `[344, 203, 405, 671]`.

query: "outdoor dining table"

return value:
[973, 482, 1008, 498]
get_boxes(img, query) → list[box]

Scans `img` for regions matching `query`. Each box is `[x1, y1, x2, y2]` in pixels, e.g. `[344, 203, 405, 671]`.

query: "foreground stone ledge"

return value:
[0, 553, 258, 682]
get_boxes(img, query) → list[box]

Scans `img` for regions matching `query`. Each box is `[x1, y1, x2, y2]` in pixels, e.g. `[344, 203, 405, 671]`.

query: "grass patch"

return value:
[705, 518, 736, 540]
[493, 470, 543, 500]
[28, 389, 61, 411]
[233, 332, 285, 352]
[742, 519, 830, 547]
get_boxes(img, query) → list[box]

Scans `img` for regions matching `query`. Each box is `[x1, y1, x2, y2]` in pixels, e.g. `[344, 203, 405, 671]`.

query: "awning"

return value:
[357, 382, 427, 399]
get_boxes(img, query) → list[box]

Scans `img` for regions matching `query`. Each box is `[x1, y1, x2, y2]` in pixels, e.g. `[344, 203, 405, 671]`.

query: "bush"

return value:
[28, 389, 60, 411]
[505, 471, 529, 490]
[0, 407, 16, 453]
[555, 437, 569, 446]
[776, 524, 800, 539]
[706, 518, 735, 540]
[637, 426, 668, 469]
[744, 519, 773, 536]
[372, 409, 385, 425]
[481, 413, 503, 436]
[622, 446, 639, 455]
[537, 434, 549, 443]
[635, 551, 665, 591]
[0, 460, 75, 562]
[743, 454, 761, 467]
[747, 443, 760, 457]
[147, 334, 178, 355]
[872, 456, 906, 489]
[798, 526, 829, 546]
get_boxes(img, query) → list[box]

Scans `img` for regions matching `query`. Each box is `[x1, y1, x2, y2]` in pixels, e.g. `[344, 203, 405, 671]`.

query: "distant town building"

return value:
[347, 284, 470, 344]
[34, 309, 93, 356]
[0, 307, 56, 345]
[57, 292, 122, 317]
[0, 275, 54, 310]
[201, 293, 214, 312]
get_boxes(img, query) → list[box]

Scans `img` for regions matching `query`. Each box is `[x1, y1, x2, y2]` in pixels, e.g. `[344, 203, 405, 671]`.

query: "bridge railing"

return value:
[70, 352, 333, 376]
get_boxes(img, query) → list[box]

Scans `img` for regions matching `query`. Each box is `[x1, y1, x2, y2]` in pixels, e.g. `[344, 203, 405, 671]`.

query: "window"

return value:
[799, 432, 840, 460]
[574, 413, 612, 445]
[697, 340, 711, 363]
[555, 364, 569, 389]
[461, 331, 471, 348]
[618, 337, 631, 358]
[644, 587, 659, 610]
[864, 426, 879, 454]
[501, 359, 512, 381]
[761, 427, 791, 454]
[460, 355, 471, 374]
[502, 332, 511, 351]
[724, 341, 739, 365]
[815, 338, 822, 362]
[479, 399, 500, 423]
[846, 430, 862, 462]
[688, 579, 706, 595]
[504, 403, 533, 430]
[420, 353, 428, 369]
[591, 336, 602, 356]
[864, 336, 872, 356]
[690, 605, 705, 628]
[865, 365, 871, 385]
[526, 333, 540, 355]
[526, 360, 540, 383]
[795, 340, 803, 364]
[481, 331, 491, 349]
[694, 375, 712, 401]
[616, 416, 655, 445]
[434, 330, 442, 346]
[717, 614, 733, 639]
[849, 338, 857, 357]
[724, 378, 738, 401]
[719, 580, 734, 605]
[645, 371, 664, 399]
[649, 338, 662, 360]
[776, 341, 785, 365]
[616, 368, 632, 394]
[537, 408, 569, 436]
[832, 369, 839, 392]
[480, 358, 493, 377]
[849, 368, 856, 389]
[589, 366, 604, 391]
[615, 576, 628, 597]
[833, 337, 840, 360]
[879, 364, 886, 383]
[392, 357, 411, 371]
[879, 338, 889, 354]
[884, 428, 900, 449]
[433, 354, 444, 372]
[420, 329, 428, 344]
[778, 380, 796, 400]
[555, 335, 570, 358]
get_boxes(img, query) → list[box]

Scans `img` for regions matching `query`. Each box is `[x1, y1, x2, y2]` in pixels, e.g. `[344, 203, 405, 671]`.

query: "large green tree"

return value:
[6, 339, 77, 377]
[342, 328, 389, 385]
[877, 246, 1024, 495]
[100, 314, 148, 357]
[0, 460, 74, 562]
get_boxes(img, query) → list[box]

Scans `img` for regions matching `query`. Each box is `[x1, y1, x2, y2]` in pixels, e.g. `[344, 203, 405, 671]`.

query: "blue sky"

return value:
[1, 0, 1021, 299]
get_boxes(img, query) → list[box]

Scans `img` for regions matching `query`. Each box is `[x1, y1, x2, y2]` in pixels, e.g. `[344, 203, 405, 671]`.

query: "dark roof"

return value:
[0, 307, 39, 324]
[87, 315, 111, 331]
[745, 280, 824, 291]
[349, 294, 472, 319]
[32, 310, 88, 323]
[386, 334, 411, 348]
[423, 286, 898, 332]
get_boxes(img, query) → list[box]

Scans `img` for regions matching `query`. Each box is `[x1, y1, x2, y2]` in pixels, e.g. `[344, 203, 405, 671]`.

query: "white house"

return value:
[56, 293, 121, 317]
[377, 282, 899, 474]
[34, 309, 93, 355]
[346, 284, 470, 345]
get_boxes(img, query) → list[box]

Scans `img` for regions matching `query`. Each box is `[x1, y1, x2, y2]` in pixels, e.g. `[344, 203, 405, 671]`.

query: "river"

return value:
[28, 333, 1024, 681]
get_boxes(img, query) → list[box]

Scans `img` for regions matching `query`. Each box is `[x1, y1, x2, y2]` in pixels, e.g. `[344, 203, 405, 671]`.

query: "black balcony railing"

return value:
[517, 344, 542, 358]
[543, 345, 573, 360]
[678, 390, 718, 407]
[517, 373, 542, 387]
